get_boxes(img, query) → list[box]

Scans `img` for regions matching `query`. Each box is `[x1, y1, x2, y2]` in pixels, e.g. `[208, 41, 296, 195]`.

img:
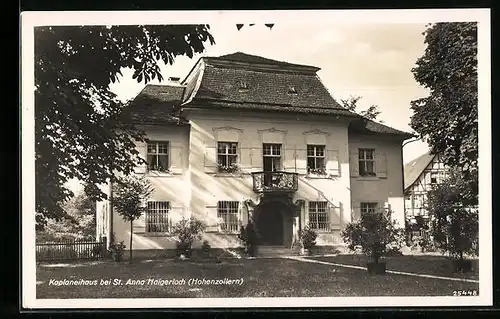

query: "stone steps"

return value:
[257, 246, 298, 257]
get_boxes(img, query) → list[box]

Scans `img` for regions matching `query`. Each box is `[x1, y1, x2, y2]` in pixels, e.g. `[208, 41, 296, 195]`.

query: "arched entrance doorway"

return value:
[254, 200, 293, 246]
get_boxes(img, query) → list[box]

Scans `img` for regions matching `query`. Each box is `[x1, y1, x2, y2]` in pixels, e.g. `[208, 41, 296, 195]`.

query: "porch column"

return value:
[292, 200, 305, 246]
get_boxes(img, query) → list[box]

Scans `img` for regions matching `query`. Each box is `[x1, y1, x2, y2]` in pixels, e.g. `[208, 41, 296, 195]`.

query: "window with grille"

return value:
[309, 201, 329, 231]
[146, 201, 171, 233]
[360, 202, 378, 215]
[217, 142, 238, 172]
[307, 145, 326, 174]
[358, 148, 375, 176]
[217, 201, 240, 233]
[147, 142, 169, 172]
[263, 143, 282, 172]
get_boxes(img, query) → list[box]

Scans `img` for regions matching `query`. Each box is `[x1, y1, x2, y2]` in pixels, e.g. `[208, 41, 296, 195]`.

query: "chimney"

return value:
[168, 77, 181, 82]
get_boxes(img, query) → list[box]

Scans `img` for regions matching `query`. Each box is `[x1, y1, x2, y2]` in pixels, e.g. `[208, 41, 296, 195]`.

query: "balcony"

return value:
[251, 171, 299, 193]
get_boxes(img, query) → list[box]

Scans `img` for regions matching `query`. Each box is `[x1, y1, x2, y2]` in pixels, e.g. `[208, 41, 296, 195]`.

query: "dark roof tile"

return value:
[187, 63, 345, 110]
[125, 84, 186, 124]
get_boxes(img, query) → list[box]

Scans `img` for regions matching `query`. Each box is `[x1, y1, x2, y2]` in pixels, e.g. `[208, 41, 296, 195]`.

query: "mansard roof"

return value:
[180, 52, 347, 114]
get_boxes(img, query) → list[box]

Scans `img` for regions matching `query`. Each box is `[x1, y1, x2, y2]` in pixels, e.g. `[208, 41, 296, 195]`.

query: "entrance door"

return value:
[255, 206, 284, 246]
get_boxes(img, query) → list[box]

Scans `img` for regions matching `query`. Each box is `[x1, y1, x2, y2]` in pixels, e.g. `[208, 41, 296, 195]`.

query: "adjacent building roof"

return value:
[404, 152, 436, 191]
[349, 119, 416, 139]
[124, 84, 187, 125]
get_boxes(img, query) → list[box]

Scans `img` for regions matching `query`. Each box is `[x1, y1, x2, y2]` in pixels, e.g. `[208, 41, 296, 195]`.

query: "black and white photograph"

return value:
[21, 9, 491, 308]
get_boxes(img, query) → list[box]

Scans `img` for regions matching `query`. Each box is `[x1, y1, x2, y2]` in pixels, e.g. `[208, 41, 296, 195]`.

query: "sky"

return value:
[109, 22, 431, 164]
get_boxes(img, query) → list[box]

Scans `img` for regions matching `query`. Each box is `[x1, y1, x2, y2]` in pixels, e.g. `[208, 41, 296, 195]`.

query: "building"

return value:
[404, 152, 448, 220]
[96, 52, 414, 252]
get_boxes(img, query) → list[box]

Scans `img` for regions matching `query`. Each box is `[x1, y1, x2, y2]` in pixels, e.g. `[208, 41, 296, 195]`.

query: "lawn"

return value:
[36, 257, 479, 298]
[308, 254, 479, 281]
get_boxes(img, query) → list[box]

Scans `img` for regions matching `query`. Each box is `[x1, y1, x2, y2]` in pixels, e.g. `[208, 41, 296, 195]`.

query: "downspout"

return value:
[108, 178, 113, 249]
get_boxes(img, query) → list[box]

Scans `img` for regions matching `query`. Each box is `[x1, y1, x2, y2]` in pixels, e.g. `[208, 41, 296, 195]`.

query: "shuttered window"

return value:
[147, 142, 169, 172]
[358, 148, 375, 176]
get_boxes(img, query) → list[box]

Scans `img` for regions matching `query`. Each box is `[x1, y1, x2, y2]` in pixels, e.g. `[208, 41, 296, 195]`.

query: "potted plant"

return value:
[308, 167, 327, 176]
[171, 217, 207, 259]
[201, 240, 212, 259]
[341, 209, 403, 275]
[218, 162, 240, 174]
[238, 220, 259, 257]
[109, 241, 126, 262]
[299, 224, 317, 256]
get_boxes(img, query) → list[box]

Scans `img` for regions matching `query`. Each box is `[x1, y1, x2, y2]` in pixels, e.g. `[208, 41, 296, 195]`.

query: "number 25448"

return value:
[453, 290, 478, 296]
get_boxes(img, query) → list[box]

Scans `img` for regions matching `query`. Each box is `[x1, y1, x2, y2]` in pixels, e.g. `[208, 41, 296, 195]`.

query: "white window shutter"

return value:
[326, 149, 340, 177]
[349, 149, 359, 177]
[251, 147, 263, 172]
[240, 147, 252, 171]
[204, 205, 219, 232]
[134, 141, 148, 174]
[204, 146, 218, 173]
[283, 149, 296, 172]
[132, 213, 146, 233]
[328, 204, 340, 229]
[376, 150, 388, 178]
[296, 148, 307, 175]
[170, 146, 183, 175]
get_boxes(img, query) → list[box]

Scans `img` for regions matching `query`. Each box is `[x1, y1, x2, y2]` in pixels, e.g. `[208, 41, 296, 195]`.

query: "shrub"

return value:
[427, 172, 479, 261]
[341, 209, 403, 264]
[238, 220, 259, 257]
[299, 224, 317, 250]
[171, 217, 207, 258]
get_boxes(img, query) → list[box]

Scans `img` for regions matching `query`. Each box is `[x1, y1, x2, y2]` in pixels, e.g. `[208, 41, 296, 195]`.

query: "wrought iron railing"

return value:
[251, 171, 299, 193]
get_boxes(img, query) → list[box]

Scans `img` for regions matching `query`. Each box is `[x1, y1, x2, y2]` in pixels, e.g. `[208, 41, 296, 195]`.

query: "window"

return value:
[263, 143, 282, 172]
[430, 172, 438, 184]
[360, 202, 378, 215]
[358, 148, 375, 176]
[147, 141, 169, 172]
[146, 201, 170, 233]
[238, 80, 249, 90]
[217, 142, 238, 172]
[309, 201, 329, 231]
[217, 201, 240, 233]
[307, 145, 326, 174]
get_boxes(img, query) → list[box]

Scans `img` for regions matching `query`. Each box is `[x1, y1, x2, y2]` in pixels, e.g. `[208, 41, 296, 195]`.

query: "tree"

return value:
[34, 25, 215, 228]
[36, 190, 96, 241]
[340, 95, 382, 121]
[111, 175, 154, 262]
[427, 170, 479, 262]
[410, 22, 478, 205]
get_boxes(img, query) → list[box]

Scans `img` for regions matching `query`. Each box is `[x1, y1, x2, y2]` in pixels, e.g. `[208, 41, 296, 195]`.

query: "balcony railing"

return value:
[251, 171, 299, 193]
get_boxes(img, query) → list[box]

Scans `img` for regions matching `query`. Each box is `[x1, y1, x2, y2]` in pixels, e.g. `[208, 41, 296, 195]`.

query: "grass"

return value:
[36, 256, 479, 299]
[308, 254, 479, 281]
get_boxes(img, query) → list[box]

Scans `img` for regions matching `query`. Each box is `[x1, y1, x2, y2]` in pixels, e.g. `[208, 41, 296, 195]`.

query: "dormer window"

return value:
[288, 86, 298, 94]
[238, 80, 249, 91]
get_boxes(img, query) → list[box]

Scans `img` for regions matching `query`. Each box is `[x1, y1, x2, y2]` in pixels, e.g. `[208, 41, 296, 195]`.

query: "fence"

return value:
[36, 239, 107, 262]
